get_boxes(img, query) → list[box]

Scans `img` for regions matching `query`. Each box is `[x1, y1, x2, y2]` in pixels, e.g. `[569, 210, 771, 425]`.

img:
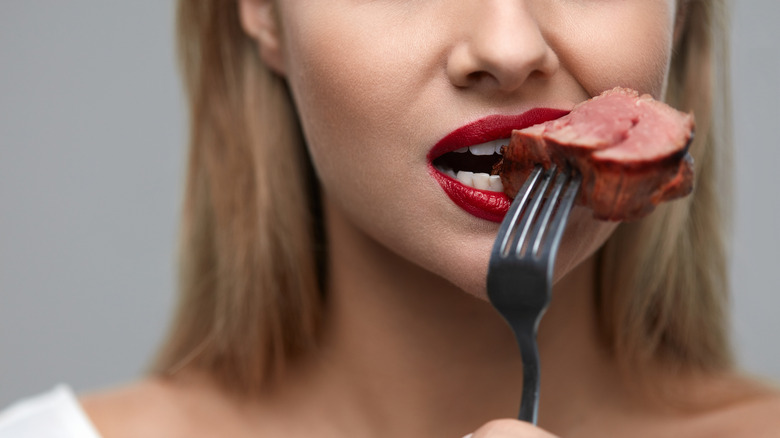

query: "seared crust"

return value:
[499, 87, 694, 221]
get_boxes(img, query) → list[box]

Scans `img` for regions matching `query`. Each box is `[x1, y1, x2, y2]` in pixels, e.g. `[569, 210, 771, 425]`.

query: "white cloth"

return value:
[0, 386, 102, 438]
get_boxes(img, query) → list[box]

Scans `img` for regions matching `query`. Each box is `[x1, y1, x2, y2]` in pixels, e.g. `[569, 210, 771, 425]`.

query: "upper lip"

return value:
[427, 108, 570, 161]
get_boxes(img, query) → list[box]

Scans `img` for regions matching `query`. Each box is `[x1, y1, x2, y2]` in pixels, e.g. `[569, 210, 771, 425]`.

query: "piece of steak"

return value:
[498, 87, 694, 221]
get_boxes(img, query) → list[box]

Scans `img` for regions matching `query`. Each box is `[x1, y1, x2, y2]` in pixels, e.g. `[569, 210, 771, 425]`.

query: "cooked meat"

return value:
[499, 87, 695, 221]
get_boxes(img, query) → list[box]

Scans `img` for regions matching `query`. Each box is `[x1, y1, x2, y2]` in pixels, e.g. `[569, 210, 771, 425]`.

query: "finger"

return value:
[468, 419, 559, 438]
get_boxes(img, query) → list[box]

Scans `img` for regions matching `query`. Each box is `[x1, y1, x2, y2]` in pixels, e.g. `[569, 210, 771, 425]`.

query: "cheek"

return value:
[278, 5, 422, 178]
[276, 4, 446, 260]
[553, 208, 619, 284]
[544, 2, 676, 98]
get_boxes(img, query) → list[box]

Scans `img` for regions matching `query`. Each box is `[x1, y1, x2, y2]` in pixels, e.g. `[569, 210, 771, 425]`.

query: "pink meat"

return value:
[499, 87, 695, 221]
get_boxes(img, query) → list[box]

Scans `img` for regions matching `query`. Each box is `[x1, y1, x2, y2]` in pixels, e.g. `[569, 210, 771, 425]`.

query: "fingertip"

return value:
[470, 418, 559, 437]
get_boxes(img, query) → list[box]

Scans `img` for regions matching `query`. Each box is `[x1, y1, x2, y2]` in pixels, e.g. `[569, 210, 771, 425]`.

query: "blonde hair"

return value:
[599, 0, 734, 375]
[154, 0, 734, 394]
[153, 1, 322, 391]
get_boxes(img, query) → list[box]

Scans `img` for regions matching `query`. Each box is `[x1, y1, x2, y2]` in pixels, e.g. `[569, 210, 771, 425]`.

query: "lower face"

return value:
[274, 0, 677, 297]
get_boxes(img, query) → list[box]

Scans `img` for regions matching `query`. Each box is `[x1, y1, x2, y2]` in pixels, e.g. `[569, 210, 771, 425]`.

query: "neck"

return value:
[280, 201, 634, 437]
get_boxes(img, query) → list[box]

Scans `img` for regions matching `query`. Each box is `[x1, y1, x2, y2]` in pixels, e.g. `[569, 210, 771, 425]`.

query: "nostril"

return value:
[445, 7, 559, 94]
[466, 71, 491, 84]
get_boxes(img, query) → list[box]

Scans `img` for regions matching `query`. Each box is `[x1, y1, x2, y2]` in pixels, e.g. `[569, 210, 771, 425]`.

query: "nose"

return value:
[446, 0, 559, 93]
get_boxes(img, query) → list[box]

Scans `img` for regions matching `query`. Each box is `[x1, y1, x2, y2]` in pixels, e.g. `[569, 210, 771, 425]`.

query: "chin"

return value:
[419, 226, 496, 301]
[445, 205, 618, 302]
[552, 206, 619, 284]
[452, 268, 492, 301]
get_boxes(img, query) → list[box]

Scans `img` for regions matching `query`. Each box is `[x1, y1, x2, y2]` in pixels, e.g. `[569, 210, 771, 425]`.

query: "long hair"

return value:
[598, 0, 734, 376]
[152, 1, 322, 393]
[154, 0, 733, 395]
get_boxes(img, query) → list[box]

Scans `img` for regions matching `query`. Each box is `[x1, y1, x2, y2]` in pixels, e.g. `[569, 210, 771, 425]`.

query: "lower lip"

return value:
[429, 169, 510, 223]
[429, 108, 569, 223]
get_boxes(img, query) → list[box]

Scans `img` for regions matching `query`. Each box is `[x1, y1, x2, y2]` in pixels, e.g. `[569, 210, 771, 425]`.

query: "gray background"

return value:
[1, 2, 778, 407]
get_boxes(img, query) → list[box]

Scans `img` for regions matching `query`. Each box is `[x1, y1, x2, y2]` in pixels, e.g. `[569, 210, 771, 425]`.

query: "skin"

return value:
[80, 1, 780, 437]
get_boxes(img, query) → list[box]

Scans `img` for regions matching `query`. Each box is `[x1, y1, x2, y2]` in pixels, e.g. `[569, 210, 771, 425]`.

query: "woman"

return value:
[3, 0, 779, 436]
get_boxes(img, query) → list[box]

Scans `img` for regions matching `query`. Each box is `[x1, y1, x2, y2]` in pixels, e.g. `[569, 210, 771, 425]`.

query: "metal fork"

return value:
[487, 165, 582, 424]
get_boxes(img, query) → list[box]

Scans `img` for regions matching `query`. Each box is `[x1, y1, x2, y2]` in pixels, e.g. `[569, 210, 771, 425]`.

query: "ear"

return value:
[238, 0, 286, 75]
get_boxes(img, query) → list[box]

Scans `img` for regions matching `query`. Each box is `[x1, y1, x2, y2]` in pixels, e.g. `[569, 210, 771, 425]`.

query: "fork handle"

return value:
[514, 327, 541, 424]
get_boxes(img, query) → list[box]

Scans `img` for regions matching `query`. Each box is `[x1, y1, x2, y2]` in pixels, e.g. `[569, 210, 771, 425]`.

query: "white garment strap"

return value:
[0, 385, 102, 438]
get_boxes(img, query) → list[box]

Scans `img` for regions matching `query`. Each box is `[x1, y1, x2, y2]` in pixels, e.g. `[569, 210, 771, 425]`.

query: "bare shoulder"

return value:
[79, 377, 193, 438]
[690, 375, 780, 437]
[721, 381, 780, 436]
[79, 372, 319, 438]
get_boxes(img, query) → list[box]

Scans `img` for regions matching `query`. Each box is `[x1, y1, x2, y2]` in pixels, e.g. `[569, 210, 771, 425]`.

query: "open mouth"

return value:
[431, 138, 507, 192]
[428, 110, 570, 222]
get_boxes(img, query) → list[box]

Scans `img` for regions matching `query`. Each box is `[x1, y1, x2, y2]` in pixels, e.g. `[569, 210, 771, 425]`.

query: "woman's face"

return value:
[244, 0, 677, 297]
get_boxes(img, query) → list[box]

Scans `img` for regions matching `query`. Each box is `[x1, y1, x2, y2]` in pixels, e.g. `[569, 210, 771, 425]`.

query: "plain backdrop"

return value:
[1, 2, 779, 407]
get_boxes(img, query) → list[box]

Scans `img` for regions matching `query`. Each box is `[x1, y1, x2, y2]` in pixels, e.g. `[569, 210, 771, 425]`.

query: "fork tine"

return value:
[493, 165, 544, 257]
[487, 165, 582, 426]
[508, 166, 557, 257]
[527, 171, 568, 257]
[537, 173, 582, 260]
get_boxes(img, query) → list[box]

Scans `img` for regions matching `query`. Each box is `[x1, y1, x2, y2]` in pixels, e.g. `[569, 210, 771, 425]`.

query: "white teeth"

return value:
[468, 138, 508, 156]
[434, 138, 509, 193]
[495, 140, 507, 155]
[434, 164, 458, 179]
[456, 170, 474, 186]
[449, 138, 508, 155]
[472, 172, 491, 190]
[436, 163, 505, 193]
[489, 175, 504, 192]
[446, 170, 503, 193]
[469, 142, 495, 156]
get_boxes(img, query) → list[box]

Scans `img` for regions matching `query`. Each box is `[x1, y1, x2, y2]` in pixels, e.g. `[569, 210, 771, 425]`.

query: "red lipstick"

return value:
[429, 108, 569, 223]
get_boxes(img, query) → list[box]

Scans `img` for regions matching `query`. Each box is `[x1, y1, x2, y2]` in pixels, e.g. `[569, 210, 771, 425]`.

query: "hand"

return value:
[464, 419, 559, 438]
